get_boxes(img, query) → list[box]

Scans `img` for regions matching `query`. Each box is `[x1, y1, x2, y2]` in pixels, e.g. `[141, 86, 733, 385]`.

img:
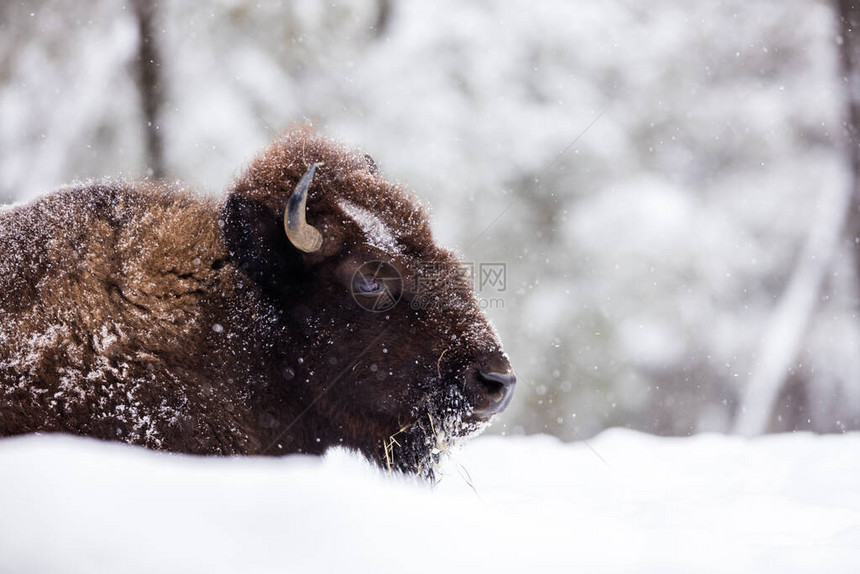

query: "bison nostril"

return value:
[476, 370, 515, 396]
[473, 370, 516, 418]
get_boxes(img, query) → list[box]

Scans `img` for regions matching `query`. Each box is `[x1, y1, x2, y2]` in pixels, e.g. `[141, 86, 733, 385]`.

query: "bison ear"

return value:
[221, 193, 305, 294]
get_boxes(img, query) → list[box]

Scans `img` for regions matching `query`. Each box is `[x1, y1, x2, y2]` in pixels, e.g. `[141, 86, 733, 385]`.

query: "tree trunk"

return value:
[837, 0, 860, 273]
[373, 0, 392, 38]
[733, 1, 860, 436]
[132, 0, 165, 179]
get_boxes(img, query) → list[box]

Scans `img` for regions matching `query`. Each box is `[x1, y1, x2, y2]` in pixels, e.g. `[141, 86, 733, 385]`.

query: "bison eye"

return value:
[356, 277, 385, 294]
[350, 262, 403, 312]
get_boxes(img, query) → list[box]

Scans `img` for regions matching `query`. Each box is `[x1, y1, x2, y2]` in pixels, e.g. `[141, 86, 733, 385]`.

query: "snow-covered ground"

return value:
[1, 430, 857, 573]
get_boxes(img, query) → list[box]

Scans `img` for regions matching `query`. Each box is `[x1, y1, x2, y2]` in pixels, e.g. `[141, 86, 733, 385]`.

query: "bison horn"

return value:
[284, 163, 323, 253]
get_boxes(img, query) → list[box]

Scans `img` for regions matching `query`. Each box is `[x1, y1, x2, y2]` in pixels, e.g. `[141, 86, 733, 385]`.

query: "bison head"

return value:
[221, 129, 514, 477]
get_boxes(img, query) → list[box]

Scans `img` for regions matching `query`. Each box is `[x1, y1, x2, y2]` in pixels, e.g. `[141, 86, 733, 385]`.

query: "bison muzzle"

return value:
[0, 129, 515, 478]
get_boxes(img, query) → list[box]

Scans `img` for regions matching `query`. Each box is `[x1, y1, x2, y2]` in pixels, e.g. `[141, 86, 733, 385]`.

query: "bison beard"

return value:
[0, 129, 515, 479]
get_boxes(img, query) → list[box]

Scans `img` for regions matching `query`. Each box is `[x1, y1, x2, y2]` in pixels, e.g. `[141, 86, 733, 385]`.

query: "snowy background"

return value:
[2, 0, 858, 439]
[2, 1, 860, 571]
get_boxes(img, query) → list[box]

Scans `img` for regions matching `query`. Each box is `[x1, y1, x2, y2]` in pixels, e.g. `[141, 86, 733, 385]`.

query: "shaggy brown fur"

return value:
[0, 129, 514, 476]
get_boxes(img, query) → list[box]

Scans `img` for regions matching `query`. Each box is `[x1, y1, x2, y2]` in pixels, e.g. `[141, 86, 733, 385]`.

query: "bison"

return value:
[0, 129, 515, 477]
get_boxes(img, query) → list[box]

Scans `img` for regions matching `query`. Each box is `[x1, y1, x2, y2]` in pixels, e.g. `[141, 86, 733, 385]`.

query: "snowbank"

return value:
[0, 430, 857, 573]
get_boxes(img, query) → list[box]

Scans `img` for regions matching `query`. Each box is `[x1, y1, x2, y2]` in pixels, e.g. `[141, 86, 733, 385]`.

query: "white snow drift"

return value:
[0, 430, 857, 573]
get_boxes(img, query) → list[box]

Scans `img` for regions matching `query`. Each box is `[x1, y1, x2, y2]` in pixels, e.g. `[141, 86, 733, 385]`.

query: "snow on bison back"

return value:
[0, 129, 515, 478]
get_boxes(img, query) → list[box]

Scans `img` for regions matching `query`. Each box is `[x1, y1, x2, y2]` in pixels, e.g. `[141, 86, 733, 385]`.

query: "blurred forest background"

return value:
[2, 0, 860, 440]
